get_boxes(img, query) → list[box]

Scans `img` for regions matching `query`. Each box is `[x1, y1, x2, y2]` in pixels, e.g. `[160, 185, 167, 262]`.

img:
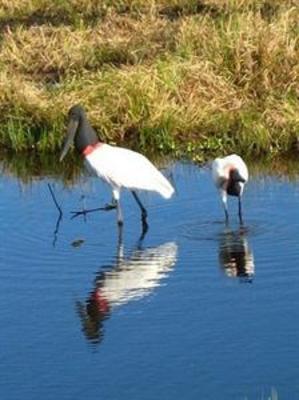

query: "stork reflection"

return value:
[76, 234, 178, 344]
[218, 227, 254, 281]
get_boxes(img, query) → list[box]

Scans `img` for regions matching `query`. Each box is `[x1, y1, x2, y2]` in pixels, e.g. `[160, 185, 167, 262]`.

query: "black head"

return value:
[230, 169, 246, 183]
[60, 104, 99, 161]
[227, 169, 246, 197]
[68, 104, 86, 120]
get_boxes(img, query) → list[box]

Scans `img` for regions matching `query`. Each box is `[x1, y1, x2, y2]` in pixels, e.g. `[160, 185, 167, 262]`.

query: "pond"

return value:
[1, 156, 299, 400]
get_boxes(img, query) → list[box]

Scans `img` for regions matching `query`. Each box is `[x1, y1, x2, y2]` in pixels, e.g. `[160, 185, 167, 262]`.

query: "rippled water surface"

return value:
[1, 160, 299, 400]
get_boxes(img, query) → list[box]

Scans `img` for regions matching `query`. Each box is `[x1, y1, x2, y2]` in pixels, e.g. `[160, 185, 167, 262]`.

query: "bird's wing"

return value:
[212, 158, 226, 185]
[85, 145, 174, 198]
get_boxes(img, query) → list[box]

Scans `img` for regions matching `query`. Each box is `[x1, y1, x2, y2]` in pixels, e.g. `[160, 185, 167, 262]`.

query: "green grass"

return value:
[0, 0, 298, 159]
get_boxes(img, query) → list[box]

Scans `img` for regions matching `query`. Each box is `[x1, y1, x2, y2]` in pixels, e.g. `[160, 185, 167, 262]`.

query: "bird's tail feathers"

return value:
[157, 176, 175, 199]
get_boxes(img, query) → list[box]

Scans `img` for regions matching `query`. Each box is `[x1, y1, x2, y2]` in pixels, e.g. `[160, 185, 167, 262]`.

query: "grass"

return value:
[0, 0, 298, 159]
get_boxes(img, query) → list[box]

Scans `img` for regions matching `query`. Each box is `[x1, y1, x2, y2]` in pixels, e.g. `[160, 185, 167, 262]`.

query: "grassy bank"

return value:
[0, 0, 298, 159]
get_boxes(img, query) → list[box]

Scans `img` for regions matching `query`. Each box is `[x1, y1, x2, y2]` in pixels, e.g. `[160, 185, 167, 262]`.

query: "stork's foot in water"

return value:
[131, 190, 148, 236]
[70, 202, 117, 219]
[140, 208, 148, 232]
[139, 216, 149, 241]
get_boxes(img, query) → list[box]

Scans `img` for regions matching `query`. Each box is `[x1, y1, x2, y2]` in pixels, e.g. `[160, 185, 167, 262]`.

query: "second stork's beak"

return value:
[59, 118, 79, 162]
[232, 169, 246, 183]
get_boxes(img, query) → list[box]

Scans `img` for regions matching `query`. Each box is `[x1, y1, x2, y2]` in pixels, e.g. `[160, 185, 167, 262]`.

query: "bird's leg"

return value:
[131, 191, 147, 220]
[131, 191, 149, 234]
[112, 188, 124, 227]
[220, 190, 229, 224]
[116, 200, 124, 227]
[238, 196, 244, 225]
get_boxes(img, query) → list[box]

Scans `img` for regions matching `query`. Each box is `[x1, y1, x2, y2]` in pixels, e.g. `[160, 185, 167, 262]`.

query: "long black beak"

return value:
[232, 170, 246, 183]
[59, 119, 79, 162]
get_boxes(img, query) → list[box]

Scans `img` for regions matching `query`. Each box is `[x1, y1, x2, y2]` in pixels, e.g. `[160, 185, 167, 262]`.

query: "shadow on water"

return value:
[218, 225, 255, 282]
[76, 231, 178, 345]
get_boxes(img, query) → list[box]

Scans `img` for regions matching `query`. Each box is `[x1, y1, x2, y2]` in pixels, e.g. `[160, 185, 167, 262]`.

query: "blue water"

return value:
[1, 161, 299, 400]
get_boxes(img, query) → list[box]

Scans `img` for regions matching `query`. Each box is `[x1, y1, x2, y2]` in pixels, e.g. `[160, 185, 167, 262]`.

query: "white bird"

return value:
[59, 105, 174, 231]
[212, 154, 248, 224]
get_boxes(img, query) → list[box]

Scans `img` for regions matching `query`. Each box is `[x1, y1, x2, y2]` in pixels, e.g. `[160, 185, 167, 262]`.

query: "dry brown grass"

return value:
[1, 16, 177, 81]
[0, 0, 298, 157]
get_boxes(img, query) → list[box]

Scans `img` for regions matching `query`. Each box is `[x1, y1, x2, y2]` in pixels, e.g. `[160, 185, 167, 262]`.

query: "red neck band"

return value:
[82, 142, 103, 157]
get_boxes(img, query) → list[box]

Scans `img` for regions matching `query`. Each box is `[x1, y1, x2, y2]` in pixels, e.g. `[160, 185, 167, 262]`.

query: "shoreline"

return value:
[0, 1, 298, 155]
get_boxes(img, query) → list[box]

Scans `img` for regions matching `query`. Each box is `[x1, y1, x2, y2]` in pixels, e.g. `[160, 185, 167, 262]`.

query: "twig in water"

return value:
[47, 183, 63, 247]
[48, 183, 63, 216]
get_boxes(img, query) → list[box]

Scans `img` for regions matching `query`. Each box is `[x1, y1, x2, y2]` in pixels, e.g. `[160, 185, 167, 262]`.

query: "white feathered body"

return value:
[212, 154, 248, 192]
[84, 144, 174, 199]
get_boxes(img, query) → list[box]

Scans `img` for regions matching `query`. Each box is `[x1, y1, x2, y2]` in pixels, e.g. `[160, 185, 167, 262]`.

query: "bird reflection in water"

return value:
[218, 227, 254, 282]
[76, 233, 178, 344]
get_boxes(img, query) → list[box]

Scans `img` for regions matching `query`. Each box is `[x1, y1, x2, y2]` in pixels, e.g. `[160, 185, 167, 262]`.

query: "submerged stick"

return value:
[48, 183, 63, 216]
[47, 183, 63, 247]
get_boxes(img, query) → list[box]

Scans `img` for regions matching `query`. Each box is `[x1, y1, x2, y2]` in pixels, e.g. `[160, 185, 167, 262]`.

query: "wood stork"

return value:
[59, 105, 174, 232]
[212, 154, 248, 224]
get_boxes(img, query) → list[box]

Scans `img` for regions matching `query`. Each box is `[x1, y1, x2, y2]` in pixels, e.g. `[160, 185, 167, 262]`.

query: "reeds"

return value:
[0, 0, 298, 158]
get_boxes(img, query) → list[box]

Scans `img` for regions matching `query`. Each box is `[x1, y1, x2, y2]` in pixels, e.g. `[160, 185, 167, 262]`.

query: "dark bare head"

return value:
[60, 105, 99, 161]
[68, 104, 86, 120]
[227, 169, 246, 197]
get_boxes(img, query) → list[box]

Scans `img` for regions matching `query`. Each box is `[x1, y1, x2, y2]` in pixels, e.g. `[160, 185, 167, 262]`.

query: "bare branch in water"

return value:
[48, 183, 63, 216]
[47, 183, 63, 247]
